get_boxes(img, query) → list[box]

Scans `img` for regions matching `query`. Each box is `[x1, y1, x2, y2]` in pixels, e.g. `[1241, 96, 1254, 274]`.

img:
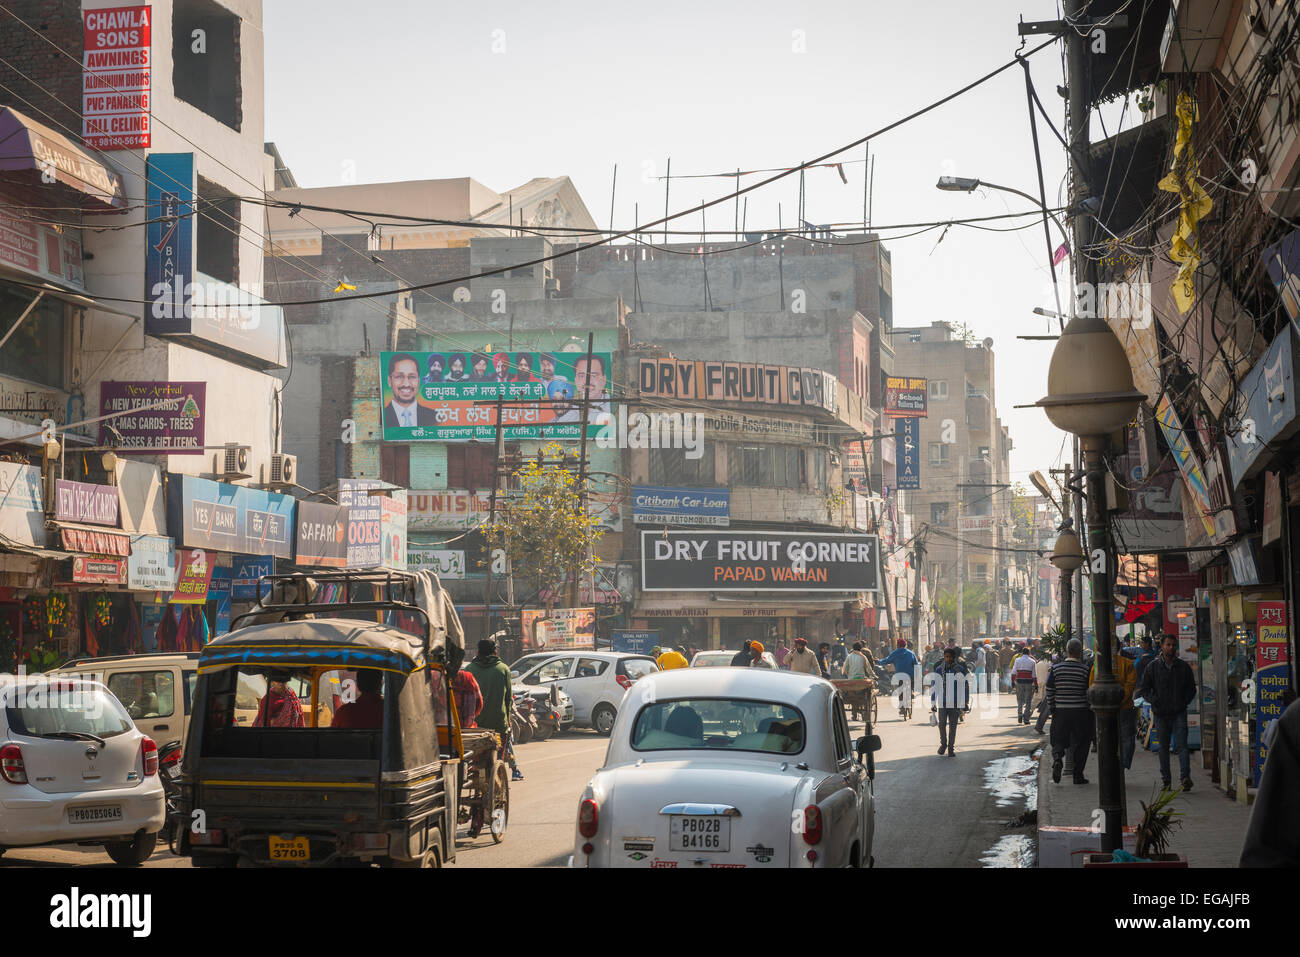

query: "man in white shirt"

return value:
[383, 354, 436, 429]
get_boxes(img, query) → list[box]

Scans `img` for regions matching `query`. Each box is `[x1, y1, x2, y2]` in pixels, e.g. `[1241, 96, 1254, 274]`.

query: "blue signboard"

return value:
[145, 153, 195, 335]
[612, 630, 659, 655]
[166, 474, 296, 559]
[896, 417, 921, 490]
[209, 566, 232, 636]
[632, 486, 729, 527]
[231, 554, 275, 601]
[1226, 325, 1298, 488]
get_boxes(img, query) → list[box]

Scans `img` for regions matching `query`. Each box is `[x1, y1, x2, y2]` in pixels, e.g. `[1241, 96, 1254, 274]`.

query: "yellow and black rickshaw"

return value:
[174, 570, 475, 868]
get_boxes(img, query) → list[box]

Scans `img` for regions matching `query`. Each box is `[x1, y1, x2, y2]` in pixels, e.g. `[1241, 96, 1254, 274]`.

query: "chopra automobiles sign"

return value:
[640, 530, 880, 593]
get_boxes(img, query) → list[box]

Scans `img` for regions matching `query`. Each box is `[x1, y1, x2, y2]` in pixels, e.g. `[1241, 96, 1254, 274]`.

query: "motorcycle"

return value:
[526, 686, 562, 742]
[158, 740, 182, 848]
[510, 696, 537, 745]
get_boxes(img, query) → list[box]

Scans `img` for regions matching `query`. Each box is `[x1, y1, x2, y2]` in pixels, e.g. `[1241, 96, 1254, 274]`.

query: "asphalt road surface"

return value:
[3, 691, 1041, 869]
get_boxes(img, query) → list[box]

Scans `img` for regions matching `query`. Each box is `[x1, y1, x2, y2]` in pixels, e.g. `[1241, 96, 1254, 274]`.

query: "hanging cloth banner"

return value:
[60, 523, 131, 557]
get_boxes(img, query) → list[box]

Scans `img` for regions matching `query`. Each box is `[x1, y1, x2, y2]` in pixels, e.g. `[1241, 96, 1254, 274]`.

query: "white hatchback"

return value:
[0, 676, 166, 864]
[514, 652, 658, 735]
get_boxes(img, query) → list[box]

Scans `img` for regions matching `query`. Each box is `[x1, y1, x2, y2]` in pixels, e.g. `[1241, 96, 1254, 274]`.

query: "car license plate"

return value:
[68, 805, 122, 824]
[670, 815, 730, 852]
[268, 836, 310, 862]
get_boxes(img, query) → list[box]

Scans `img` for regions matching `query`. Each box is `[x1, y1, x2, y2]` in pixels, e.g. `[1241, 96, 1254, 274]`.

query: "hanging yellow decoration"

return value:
[1157, 92, 1214, 314]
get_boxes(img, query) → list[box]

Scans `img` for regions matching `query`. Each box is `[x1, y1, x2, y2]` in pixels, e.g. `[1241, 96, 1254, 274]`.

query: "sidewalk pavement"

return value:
[1035, 722, 1254, 867]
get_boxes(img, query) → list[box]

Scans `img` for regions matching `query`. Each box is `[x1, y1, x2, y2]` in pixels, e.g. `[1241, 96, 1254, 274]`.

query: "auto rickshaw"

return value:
[174, 570, 469, 868]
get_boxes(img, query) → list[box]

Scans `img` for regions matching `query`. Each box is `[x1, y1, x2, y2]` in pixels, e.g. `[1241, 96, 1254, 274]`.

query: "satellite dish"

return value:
[453, 286, 471, 302]
[983, 337, 994, 349]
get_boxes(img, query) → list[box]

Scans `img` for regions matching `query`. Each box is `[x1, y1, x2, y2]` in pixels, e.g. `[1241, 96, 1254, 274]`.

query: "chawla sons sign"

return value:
[640, 530, 880, 592]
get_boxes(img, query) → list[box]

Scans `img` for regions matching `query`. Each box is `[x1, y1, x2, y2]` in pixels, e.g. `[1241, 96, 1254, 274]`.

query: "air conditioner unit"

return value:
[262, 452, 297, 489]
[214, 443, 251, 482]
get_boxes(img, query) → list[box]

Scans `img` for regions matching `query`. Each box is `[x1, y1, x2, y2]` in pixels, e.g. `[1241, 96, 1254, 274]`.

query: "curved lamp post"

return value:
[1049, 519, 1083, 647]
[1036, 314, 1144, 854]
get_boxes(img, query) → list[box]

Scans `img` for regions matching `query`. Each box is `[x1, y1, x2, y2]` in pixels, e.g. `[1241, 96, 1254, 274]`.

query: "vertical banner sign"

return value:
[171, 549, 214, 604]
[339, 478, 382, 568]
[145, 153, 194, 334]
[209, 566, 232, 636]
[82, 6, 151, 150]
[1255, 601, 1290, 786]
[896, 417, 921, 490]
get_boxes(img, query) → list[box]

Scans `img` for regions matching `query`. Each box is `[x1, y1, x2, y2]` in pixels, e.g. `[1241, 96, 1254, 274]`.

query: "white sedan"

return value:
[570, 668, 880, 868]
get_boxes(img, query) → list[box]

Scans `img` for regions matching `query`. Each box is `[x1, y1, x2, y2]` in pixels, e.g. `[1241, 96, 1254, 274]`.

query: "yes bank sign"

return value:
[167, 474, 295, 559]
[641, 530, 880, 593]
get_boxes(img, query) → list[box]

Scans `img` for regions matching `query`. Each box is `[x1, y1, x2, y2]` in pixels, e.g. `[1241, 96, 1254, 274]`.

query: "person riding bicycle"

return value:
[877, 638, 920, 698]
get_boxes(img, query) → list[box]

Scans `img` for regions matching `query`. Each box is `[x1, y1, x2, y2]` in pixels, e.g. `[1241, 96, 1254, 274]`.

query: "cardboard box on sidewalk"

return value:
[1038, 825, 1138, 868]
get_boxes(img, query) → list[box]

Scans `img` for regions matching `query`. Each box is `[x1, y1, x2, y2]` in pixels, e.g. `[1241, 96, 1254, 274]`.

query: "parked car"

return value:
[56, 653, 199, 751]
[570, 668, 880, 868]
[509, 652, 564, 678]
[0, 675, 166, 864]
[691, 650, 778, 668]
[513, 652, 658, 734]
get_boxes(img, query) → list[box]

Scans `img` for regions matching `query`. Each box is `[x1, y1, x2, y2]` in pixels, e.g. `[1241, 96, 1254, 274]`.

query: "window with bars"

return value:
[648, 442, 716, 486]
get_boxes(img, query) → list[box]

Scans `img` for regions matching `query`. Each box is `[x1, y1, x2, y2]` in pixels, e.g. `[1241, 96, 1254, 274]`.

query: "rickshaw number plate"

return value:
[269, 836, 310, 861]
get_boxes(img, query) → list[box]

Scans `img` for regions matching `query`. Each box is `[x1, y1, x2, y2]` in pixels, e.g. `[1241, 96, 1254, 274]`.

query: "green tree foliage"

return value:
[484, 442, 604, 612]
[1010, 481, 1035, 542]
[932, 583, 992, 636]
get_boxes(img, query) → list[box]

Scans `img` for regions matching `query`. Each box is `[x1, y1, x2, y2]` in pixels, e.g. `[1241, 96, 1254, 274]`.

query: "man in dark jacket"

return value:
[929, 647, 970, 756]
[1047, 639, 1093, 785]
[465, 637, 523, 780]
[730, 640, 754, 667]
[1136, 633, 1198, 790]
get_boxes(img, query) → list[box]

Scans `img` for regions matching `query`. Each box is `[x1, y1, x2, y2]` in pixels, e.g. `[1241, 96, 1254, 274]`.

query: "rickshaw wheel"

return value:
[488, 760, 510, 844]
[870, 694, 879, 726]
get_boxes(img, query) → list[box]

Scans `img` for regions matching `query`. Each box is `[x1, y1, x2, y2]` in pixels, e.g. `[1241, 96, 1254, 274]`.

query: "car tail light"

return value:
[141, 737, 158, 776]
[802, 804, 823, 846]
[349, 832, 389, 850]
[578, 798, 599, 838]
[615, 674, 632, 690]
[1, 744, 26, 784]
[191, 828, 225, 846]
[160, 747, 182, 770]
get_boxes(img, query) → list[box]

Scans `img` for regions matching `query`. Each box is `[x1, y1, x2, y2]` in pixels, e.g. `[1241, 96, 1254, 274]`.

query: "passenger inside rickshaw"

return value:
[331, 669, 384, 729]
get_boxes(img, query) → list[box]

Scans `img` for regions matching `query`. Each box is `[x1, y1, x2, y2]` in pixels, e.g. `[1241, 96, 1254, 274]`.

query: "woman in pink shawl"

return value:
[252, 670, 306, 728]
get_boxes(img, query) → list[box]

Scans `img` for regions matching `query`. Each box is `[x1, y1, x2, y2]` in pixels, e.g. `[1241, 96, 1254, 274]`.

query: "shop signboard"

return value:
[1255, 601, 1290, 786]
[883, 376, 928, 417]
[115, 460, 165, 533]
[1227, 538, 1261, 586]
[99, 381, 205, 455]
[54, 479, 118, 526]
[72, 556, 127, 585]
[167, 475, 295, 559]
[612, 630, 658, 654]
[0, 462, 46, 546]
[641, 530, 881, 593]
[842, 442, 869, 486]
[896, 417, 920, 490]
[1155, 394, 1216, 541]
[127, 534, 175, 591]
[294, 501, 348, 568]
[406, 547, 465, 579]
[1263, 471, 1283, 547]
[638, 358, 838, 414]
[382, 349, 612, 442]
[171, 549, 214, 604]
[379, 493, 407, 572]
[1226, 325, 1300, 488]
[82, 5, 151, 150]
[632, 486, 729, 527]
[144, 153, 193, 333]
[0, 208, 85, 292]
[521, 607, 597, 652]
[231, 554, 274, 601]
[408, 489, 492, 531]
[209, 566, 231, 636]
[339, 478, 384, 567]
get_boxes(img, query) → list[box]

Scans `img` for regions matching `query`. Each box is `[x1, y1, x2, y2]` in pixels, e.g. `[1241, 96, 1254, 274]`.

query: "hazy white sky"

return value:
[264, 0, 1137, 481]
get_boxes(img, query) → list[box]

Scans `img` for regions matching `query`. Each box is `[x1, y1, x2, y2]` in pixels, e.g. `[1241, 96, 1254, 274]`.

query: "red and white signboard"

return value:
[72, 556, 128, 585]
[82, 6, 151, 151]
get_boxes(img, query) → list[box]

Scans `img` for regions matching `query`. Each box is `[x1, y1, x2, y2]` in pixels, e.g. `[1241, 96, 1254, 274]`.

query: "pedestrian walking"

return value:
[1133, 634, 1157, 687]
[1047, 638, 1093, 785]
[787, 637, 823, 675]
[929, 646, 970, 756]
[1033, 652, 1052, 733]
[973, 641, 988, 694]
[1240, 698, 1300, 866]
[1090, 640, 1138, 769]
[451, 666, 483, 728]
[774, 639, 790, 669]
[465, 636, 523, 780]
[748, 641, 776, 668]
[1011, 645, 1038, 724]
[730, 640, 754, 667]
[1135, 633, 1198, 790]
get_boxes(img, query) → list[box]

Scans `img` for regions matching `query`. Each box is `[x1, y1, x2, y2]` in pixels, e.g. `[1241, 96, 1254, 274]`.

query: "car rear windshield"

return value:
[632, 698, 804, 754]
[3, 683, 133, 738]
[620, 658, 657, 681]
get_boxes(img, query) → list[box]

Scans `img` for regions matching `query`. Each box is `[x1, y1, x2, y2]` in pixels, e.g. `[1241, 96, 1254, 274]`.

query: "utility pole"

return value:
[956, 456, 965, 648]
[569, 332, 597, 609]
[484, 391, 505, 643]
[912, 527, 926, 651]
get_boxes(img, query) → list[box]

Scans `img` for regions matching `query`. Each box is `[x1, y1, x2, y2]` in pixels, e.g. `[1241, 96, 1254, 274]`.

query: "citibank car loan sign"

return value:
[641, 530, 880, 593]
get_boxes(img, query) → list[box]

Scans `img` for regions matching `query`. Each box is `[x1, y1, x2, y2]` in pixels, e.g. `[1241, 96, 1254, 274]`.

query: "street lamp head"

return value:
[936, 176, 980, 192]
[1049, 524, 1084, 572]
[1036, 314, 1143, 437]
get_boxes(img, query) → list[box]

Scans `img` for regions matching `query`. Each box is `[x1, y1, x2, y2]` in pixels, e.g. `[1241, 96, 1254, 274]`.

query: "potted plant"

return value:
[1083, 786, 1188, 867]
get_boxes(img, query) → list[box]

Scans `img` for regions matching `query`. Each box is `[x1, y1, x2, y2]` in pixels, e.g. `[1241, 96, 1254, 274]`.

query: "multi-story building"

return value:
[892, 321, 1015, 641]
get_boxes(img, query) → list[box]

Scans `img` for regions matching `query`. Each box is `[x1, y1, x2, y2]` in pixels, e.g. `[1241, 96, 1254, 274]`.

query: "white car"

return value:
[691, 650, 778, 669]
[0, 676, 166, 864]
[514, 652, 658, 735]
[571, 668, 879, 868]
